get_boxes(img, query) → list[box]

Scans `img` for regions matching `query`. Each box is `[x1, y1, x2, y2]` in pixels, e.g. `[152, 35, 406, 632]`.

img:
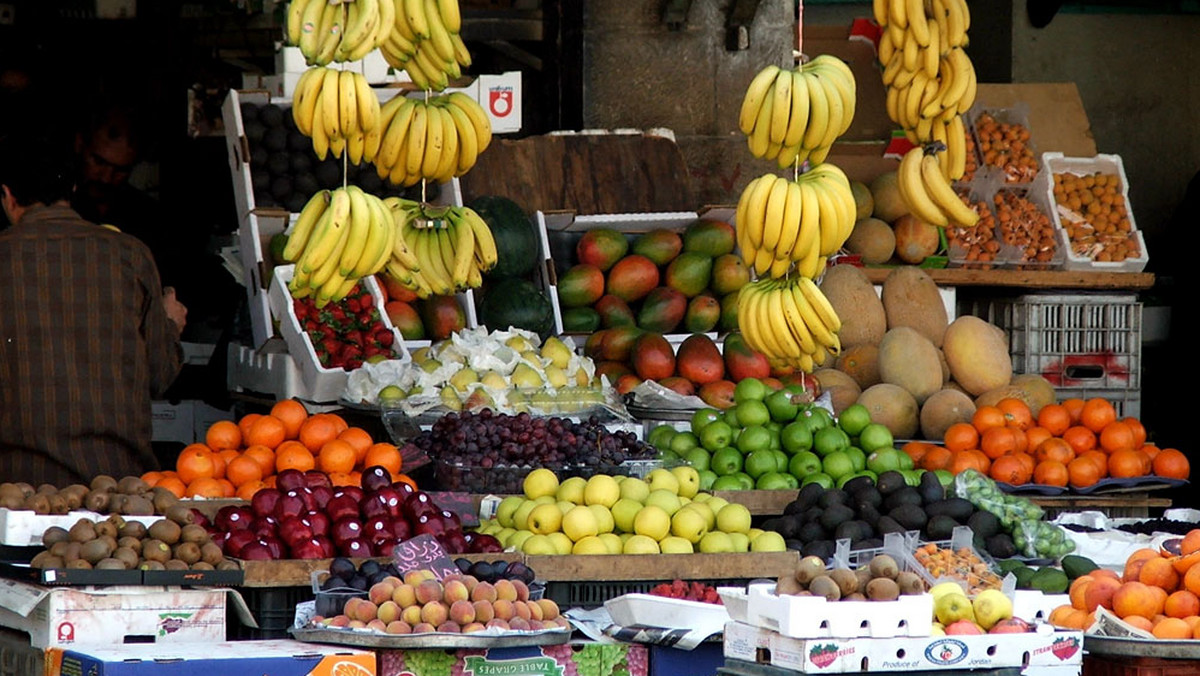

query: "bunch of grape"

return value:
[397, 648, 457, 676]
[649, 579, 723, 604]
[542, 644, 581, 676]
[572, 644, 630, 676]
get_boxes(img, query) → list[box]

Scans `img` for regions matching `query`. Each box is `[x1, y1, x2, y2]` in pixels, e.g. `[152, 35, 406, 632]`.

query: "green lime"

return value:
[866, 447, 903, 475]
[756, 472, 796, 490]
[780, 422, 813, 454]
[683, 447, 712, 472]
[710, 447, 743, 476]
[897, 451, 914, 470]
[859, 423, 895, 453]
[648, 425, 677, 450]
[669, 431, 700, 454]
[711, 475, 744, 491]
[698, 470, 718, 491]
[801, 472, 834, 489]
[787, 451, 822, 480]
[735, 400, 770, 427]
[744, 450, 778, 479]
[734, 378, 768, 403]
[699, 421, 733, 451]
[837, 404, 872, 437]
[822, 450, 855, 480]
[736, 425, 772, 454]
[765, 389, 800, 422]
[691, 408, 723, 435]
[813, 426, 851, 457]
[844, 446, 866, 473]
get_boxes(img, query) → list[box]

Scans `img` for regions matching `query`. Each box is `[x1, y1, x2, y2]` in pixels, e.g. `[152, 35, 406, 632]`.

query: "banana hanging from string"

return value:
[736, 276, 842, 373]
[291, 67, 382, 161]
[378, 0, 472, 91]
[286, 0, 397, 67]
[370, 92, 492, 185]
[377, 200, 497, 298]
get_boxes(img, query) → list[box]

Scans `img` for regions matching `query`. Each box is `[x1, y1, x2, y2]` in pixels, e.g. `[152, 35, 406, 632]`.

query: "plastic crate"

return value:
[1083, 654, 1200, 676]
[228, 586, 312, 640]
[961, 293, 1142, 393]
[541, 578, 755, 610]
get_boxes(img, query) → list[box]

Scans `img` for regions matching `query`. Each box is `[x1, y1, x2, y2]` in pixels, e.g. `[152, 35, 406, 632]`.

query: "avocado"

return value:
[803, 539, 835, 562]
[1014, 565, 1038, 589]
[790, 483, 825, 513]
[1030, 567, 1070, 594]
[820, 505, 856, 533]
[853, 537, 883, 551]
[918, 470, 946, 504]
[876, 516, 906, 535]
[761, 517, 785, 534]
[835, 521, 866, 542]
[985, 533, 1018, 559]
[889, 504, 928, 531]
[786, 539, 803, 551]
[818, 489, 850, 509]
[967, 511, 1001, 540]
[856, 503, 882, 529]
[996, 558, 1027, 575]
[797, 521, 825, 544]
[922, 497, 974, 522]
[1061, 554, 1100, 580]
[925, 515, 958, 541]
[843, 476, 876, 497]
[776, 516, 802, 540]
[801, 507, 824, 524]
[854, 488, 883, 509]
[876, 471, 907, 495]
[883, 487, 922, 512]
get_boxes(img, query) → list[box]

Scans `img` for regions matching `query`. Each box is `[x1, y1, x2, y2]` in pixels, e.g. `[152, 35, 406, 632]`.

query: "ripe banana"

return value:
[739, 57, 856, 164]
[897, 146, 949, 227]
[735, 277, 843, 372]
[378, 202, 497, 298]
[292, 67, 383, 160]
[370, 93, 490, 184]
[292, 0, 394, 67]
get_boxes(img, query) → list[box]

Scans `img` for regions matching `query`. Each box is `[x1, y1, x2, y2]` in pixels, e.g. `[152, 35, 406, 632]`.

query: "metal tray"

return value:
[1085, 634, 1200, 659]
[291, 626, 571, 649]
[996, 482, 1068, 496]
[1073, 477, 1187, 495]
[624, 402, 698, 422]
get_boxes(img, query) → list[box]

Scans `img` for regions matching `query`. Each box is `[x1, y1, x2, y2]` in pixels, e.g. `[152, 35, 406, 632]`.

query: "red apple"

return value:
[250, 516, 279, 539]
[309, 485, 334, 510]
[250, 488, 283, 518]
[258, 536, 286, 559]
[274, 492, 306, 520]
[276, 469, 307, 492]
[303, 511, 331, 538]
[339, 538, 373, 558]
[331, 517, 365, 547]
[215, 505, 253, 532]
[223, 529, 257, 557]
[314, 535, 336, 558]
[325, 494, 361, 523]
[945, 620, 984, 635]
[291, 538, 325, 560]
[238, 541, 272, 560]
[278, 516, 315, 547]
[334, 486, 364, 503]
[361, 466, 393, 492]
[303, 470, 332, 490]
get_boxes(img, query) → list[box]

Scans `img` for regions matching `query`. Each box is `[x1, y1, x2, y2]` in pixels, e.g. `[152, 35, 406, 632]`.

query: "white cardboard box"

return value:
[0, 510, 163, 547]
[225, 341, 307, 401]
[722, 620, 1083, 673]
[746, 584, 933, 639]
[0, 580, 251, 649]
[150, 400, 234, 446]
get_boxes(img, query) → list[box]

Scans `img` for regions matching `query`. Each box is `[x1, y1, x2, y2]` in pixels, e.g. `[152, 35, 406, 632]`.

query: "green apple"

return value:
[698, 531, 734, 553]
[571, 535, 609, 555]
[728, 532, 750, 552]
[780, 421, 813, 454]
[598, 533, 624, 554]
[682, 502, 716, 531]
[765, 389, 800, 422]
[521, 534, 557, 555]
[659, 536, 694, 554]
[710, 448, 743, 476]
[736, 425, 772, 454]
[756, 472, 795, 490]
[801, 472, 834, 489]
[583, 475, 621, 508]
[670, 466, 701, 498]
[691, 408, 723, 435]
[506, 530, 534, 550]
[669, 432, 700, 454]
[644, 489, 682, 516]
[618, 477, 650, 503]
[844, 447, 867, 473]
[733, 472, 755, 490]
[495, 496, 525, 528]
[750, 531, 787, 552]
[859, 423, 894, 453]
[561, 505, 599, 541]
[716, 503, 752, 534]
[788, 451, 822, 480]
[821, 450, 855, 481]
[647, 425, 677, 450]
[633, 505, 671, 541]
[866, 448, 902, 474]
[683, 448, 711, 472]
[836, 403, 871, 437]
[699, 421, 733, 451]
[556, 476, 588, 504]
[646, 468, 681, 495]
[587, 504, 615, 534]
[610, 498, 643, 533]
[548, 532, 574, 555]
[622, 534, 661, 554]
[512, 501, 539, 531]
[670, 508, 708, 543]
[495, 527, 516, 543]
[698, 470, 717, 491]
[527, 504, 563, 535]
[744, 450, 777, 479]
[733, 378, 768, 403]
[523, 468, 560, 500]
[711, 475, 743, 491]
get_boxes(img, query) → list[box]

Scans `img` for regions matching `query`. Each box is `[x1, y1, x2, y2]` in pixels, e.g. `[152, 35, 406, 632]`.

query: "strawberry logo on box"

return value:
[1051, 636, 1080, 661]
[809, 644, 851, 669]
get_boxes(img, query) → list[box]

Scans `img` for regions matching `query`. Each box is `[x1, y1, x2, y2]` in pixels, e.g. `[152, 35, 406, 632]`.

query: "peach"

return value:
[420, 601, 449, 627]
[392, 583, 417, 608]
[444, 579, 470, 604]
[415, 580, 444, 605]
[348, 619, 366, 629]
[471, 581, 497, 603]
[328, 615, 350, 627]
[540, 619, 560, 631]
[353, 600, 378, 623]
[437, 621, 461, 633]
[370, 581, 396, 605]
[554, 616, 570, 629]
[460, 574, 480, 596]
[526, 600, 544, 621]
[382, 575, 403, 587]
[492, 599, 515, 621]
[536, 599, 560, 621]
[462, 622, 486, 633]
[512, 579, 530, 602]
[404, 570, 435, 587]
[412, 622, 436, 633]
[493, 579, 517, 602]
[486, 618, 510, 631]
[342, 598, 361, 618]
[473, 600, 495, 624]
[513, 600, 532, 621]
[400, 604, 423, 626]
[376, 600, 401, 624]
[385, 620, 412, 634]
[366, 619, 387, 633]
[449, 599, 476, 625]
[508, 617, 531, 631]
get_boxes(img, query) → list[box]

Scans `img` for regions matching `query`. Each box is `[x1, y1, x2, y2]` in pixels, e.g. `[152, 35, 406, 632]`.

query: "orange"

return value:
[1067, 456, 1102, 488]
[140, 471, 164, 488]
[237, 413, 262, 443]
[246, 415, 288, 450]
[1037, 404, 1071, 436]
[1080, 397, 1117, 433]
[1062, 426, 1097, 454]
[1081, 450, 1109, 476]
[1182, 530, 1200, 557]
[997, 398, 1033, 430]
[176, 444, 218, 484]
[1061, 609, 1094, 630]
[327, 472, 359, 487]
[943, 423, 979, 453]
[1153, 617, 1192, 639]
[318, 439, 358, 475]
[1109, 449, 1150, 478]
[218, 478, 236, 498]
[243, 444, 278, 478]
[270, 399, 309, 440]
[1024, 426, 1053, 454]
[1035, 437, 1075, 465]
[205, 420, 242, 451]
[1048, 604, 1075, 628]
[1123, 417, 1147, 448]
[1123, 615, 1154, 632]
[298, 415, 340, 453]
[362, 443, 403, 476]
[1069, 575, 1094, 610]
[1012, 451, 1036, 478]
[1184, 615, 1200, 632]
[1165, 590, 1200, 618]
[990, 454, 1030, 485]
[1083, 576, 1122, 612]
[1010, 427, 1029, 454]
[1113, 581, 1164, 619]
[1062, 398, 1086, 425]
[156, 475, 187, 498]
[920, 446, 954, 471]
[325, 413, 349, 435]
[980, 426, 1018, 459]
[1093, 568, 1122, 582]
[1140, 558, 1180, 592]
[337, 427, 375, 466]
[1153, 449, 1190, 480]
[1143, 444, 1163, 460]
[209, 449, 227, 480]
[1033, 460, 1068, 487]
[235, 480, 266, 501]
[226, 455, 264, 487]
[276, 443, 316, 473]
[902, 441, 930, 466]
[184, 477, 226, 499]
[1099, 421, 1135, 453]
[972, 406, 1006, 434]
[1184, 564, 1200, 596]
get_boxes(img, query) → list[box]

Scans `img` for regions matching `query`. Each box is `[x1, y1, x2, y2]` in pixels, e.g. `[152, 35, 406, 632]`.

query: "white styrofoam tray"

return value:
[604, 593, 729, 632]
[0, 509, 163, 547]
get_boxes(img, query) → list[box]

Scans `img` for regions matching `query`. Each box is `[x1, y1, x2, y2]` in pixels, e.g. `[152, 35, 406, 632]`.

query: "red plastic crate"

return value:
[1084, 654, 1200, 676]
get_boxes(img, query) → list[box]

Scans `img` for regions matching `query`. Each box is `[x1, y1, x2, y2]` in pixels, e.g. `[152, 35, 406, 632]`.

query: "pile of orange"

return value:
[1050, 530, 1200, 639]
[904, 397, 1187, 489]
[140, 399, 412, 500]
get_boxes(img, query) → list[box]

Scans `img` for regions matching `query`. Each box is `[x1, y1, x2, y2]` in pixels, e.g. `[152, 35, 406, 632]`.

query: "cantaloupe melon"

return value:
[881, 266, 948, 347]
[920, 389, 977, 441]
[878, 327, 942, 404]
[942, 316, 1012, 396]
[818, 265, 886, 348]
[836, 343, 880, 389]
[870, 172, 907, 223]
[813, 368, 862, 415]
[857, 383, 919, 439]
[845, 218, 895, 265]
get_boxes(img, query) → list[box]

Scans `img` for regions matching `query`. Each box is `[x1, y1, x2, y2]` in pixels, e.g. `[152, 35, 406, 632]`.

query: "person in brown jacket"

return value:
[0, 132, 187, 486]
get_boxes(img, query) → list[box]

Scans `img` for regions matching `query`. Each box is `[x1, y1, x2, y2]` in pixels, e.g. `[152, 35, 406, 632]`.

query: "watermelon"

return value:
[479, 278, 555, 338]
[468, 195, 538, 279]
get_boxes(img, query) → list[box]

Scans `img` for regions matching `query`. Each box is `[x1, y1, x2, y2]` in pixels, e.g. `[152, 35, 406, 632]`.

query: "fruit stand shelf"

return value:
[236, 553, 523, 587]
[524, 551, 798, 581]
[712, 489, 1169, 518]
[859, 268, 1154, 290]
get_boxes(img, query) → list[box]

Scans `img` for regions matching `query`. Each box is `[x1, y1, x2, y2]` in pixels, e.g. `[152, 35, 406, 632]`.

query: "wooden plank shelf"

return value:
[859, 267, 1154, 290]
[524, 551, 797, 581]
[236, 552, 523, 587]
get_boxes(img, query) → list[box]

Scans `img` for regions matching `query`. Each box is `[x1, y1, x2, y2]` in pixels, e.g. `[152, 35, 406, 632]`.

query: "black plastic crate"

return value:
[543, 578, 756, 609]
[229, 585, 313, 640]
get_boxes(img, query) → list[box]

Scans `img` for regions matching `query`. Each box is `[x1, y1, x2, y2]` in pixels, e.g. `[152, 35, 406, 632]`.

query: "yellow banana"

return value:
[347, 132, 366, 165]
[424, 0, 456, 63]
[434, 226, 459, 291]
[298, 0, 327, 60]
[815, 72, 845, 149]
[782, 70, 810, 149]
[800, 72, 829, 150]
[920, 153, 979, 226]
[354, 73, 380, 134]
[321, 68, 341, 141]
[403, 0, 430, 39]
[310, 100, 330, 160]
[791, 282, 838, 349]
[742, 173, 776, 251]
[791, 182, 821, 262]
[365, 94, 404, 164]
[906, 0, 929, 46]
[946, 114, 967, 181]
[283, 190, 331, 261]
[451, 33, 472, 67]
[779, 281, 818, 354]
[735, 286, 766, 358]
[389, 207, 422, 270]
[339, 70, 359, 138]
[302, 188, 352, 274]
[747, 78, 775, 158]
[459, 206, 498, 270]
[329, 133, 346, 159]
[435, 107, 460, 182]
[774, 180, 803, 260]
[412, 44, 450, 90]
[339, 186, 372, 276]
[873, 0, 888, 25]
[944, 0, 967, 47]
[418, 103, 443, 178]
[797, 276, 842, 332]
[768, 68, 793, 146]
[739, 65, 781, 136]
[889, 0, 908, 29]
[444, 100, 479, 175]
[761, 176, 789, 255]
[437, 0, 461, 33]
[314, 3, 345, 67]
[878, 27, 895, 65]
[812, 181, 842, 256]
[898, 147, 949, 226]
[765, 283, 803, 358]
[922, 21, 940, 79]
[450, 211, 475, 287]
[286, 0, 313, 46]
[309, 209, 352, 289]
[902, 24, 919, 72]
[354, 194, 394, 278]
[291, 67, 321, 135]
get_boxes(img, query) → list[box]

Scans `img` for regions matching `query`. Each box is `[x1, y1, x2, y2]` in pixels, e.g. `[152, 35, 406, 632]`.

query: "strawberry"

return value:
[375, 330, 394, 347]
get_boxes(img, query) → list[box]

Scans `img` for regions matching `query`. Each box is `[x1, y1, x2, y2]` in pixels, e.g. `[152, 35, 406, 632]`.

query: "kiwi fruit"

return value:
[107, 494, 128, 513]
[121, 495, 154, 516]
[200, 543, 225, 567]
[895, 571, 925, 595]
[84, 490, 111, 513]
[165, 505, 195, 526]
[868, 554, 899, 580]
[148, 519, 182, 545]
[95, 558, 127, 570]
[42, 526, 70, 547]
[216, 560, 241, 571]
[854, 567, 873, 590]
[151, 487, 180, 513]
[62, 483, 90, 498]
[173, 542, 202, 565]
[866, 577, 900, 601]
[30, 551, 63, 569]
[60, 490, 84, 511]
[94, 521, 118, 539]
[142, 539, 171, 563]
[191, 561, 215, 571]
[0, 493, 23, 510]
[24, 494, 50, 514]
[117, 476, 149, 495]
[844, 592, 867, 602]
[80, 540, 112, 564]
[90, 475, 118, 492]
[118, 536, 143, 550]
[828, 568, 860, 597]
[99, 535, 119, 554]
[163, 559, 189, 571]
[106, 513, 127, 529]
[68, 519, 97, 543]
[808, 575, 842, 602]
[140, 560, 166, 571]
[47, 494, 70, 515]
[36, 483, 58, 495]
[113, 547, 140, 569]
[49, 541, 75, 559]
[14, 483, 35, 498]
[180, 524, 208, 544]
[794, 555, 826, 585]
[119, 521, 147, 539]
[66, 559, 93, 569]
[0, 483, 22, 498]
[776, 575, 804, 596]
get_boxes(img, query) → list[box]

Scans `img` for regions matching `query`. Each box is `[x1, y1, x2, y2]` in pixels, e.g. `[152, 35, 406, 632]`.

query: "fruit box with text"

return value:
[48, 639, 374, 676]
[722, 620, 1083, 673]
[745, 583, 933, 639]
[377, 642, 647, 676]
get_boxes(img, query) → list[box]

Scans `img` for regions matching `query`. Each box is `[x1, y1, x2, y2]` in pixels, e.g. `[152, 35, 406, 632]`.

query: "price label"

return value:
[391, 534, 458, 580]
